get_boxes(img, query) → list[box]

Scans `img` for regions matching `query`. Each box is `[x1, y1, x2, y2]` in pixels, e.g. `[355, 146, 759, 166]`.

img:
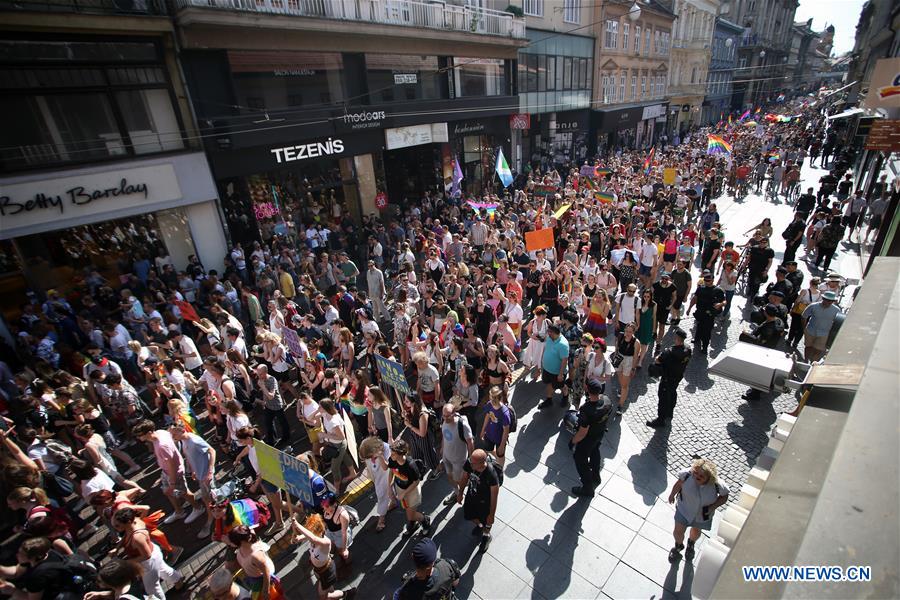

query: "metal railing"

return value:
[1, 0, 168, 15]
[175, 0, 526, 38]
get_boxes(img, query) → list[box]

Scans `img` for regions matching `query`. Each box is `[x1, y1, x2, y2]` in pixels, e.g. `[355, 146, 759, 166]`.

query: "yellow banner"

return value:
[552, 204, 572, 219]
[663, 168, 677, 185]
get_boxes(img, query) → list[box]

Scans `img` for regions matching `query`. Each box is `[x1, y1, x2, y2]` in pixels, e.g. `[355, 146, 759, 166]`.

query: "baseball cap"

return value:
[660, 272, 671, 279]
[769, 290, 785, 298]
[586, 380, 603, 394]
[412, 538, 438, 567]
[764, 304, 779, 316]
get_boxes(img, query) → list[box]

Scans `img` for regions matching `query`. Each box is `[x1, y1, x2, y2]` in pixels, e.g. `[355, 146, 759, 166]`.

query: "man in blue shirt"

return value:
[802, 291, 841, 361]
[538, 323, 570, 409]
[171, 423, 216, 538]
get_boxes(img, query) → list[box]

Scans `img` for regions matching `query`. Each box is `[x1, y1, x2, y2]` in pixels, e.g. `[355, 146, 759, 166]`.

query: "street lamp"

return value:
[627, 1, 641, 21]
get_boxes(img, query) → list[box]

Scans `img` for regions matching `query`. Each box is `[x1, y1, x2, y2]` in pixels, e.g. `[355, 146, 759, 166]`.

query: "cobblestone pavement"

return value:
[614, 157, 862, 502]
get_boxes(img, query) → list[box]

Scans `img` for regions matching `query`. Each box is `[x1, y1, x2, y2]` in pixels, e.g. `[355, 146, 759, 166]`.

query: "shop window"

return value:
[229, 50, 344, 111]
[366, 54, 440, 103]
[246, 97, 265, 110]
[0, 93, 125, 169]
[115, 89, 184, 155]
[524, 54, 538, 93]
[0, 37, 183, 172]
[453, 58, 507, 97]
[537, 55, 547, 92]
[546, 55, 556, 91]
[563, 57, 572, 90]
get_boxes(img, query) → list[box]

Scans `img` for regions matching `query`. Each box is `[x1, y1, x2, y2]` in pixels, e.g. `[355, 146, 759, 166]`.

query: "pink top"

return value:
[152, 430, 184, 474]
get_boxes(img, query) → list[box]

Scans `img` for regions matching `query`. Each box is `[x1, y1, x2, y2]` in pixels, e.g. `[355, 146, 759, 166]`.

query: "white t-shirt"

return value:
[616, 292, 642, 324]
[640, 243, 659, 267]
[80, 469, 115, 500]
[179, 336, 203, 370]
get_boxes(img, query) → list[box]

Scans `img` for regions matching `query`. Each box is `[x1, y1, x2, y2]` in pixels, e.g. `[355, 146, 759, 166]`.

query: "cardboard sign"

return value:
[375, 354, 411, 395]
[175, 300, 200, 323]
[281, 327, 305, 360]
[255, 441, 313, 505]
[663, 168, 677, 185]
[525, 227, 555, 252]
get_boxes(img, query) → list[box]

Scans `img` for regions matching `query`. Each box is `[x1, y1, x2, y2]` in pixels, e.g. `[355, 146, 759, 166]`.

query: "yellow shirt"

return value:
[279, 271, 295, 298]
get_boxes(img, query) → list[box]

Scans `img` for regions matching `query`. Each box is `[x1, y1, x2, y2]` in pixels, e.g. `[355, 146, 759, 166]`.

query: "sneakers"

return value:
[185, 505, 206, 524]
[420, 516, 432, 535]
[685, 539, 696, 559]
[471, 525, 484, 536]
[163, 511, 186, 525]
[668, 544, 684, 563]
[403, 522, 419, 537]
[479, 534, 492, 553]
[537, 398, 553, 410]
[197, 523, 212, 539]
[571, 486, 595, 498]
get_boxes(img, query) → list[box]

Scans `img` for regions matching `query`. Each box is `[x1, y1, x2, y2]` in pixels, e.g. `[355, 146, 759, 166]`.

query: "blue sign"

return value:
[375, 353, 411, 395]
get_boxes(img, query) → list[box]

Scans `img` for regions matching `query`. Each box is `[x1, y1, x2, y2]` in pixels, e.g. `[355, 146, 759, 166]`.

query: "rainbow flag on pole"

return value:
[707, 134, 733, 156]
[738, 109, 751, 121]
[642, 147, 654, 175]
[594, 166, 611, 178]
[596, 192, 615, 203]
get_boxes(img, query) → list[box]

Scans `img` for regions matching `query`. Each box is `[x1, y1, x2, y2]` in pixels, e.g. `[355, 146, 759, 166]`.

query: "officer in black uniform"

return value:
[687, 270, 726, 354]
[395, 537, 461, 600]
[570, 380, 612, 498]
[646, 328, 692, 428]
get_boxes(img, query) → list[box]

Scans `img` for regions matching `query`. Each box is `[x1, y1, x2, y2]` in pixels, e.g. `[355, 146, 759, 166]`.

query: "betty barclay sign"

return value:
[0, 163, 182, 239]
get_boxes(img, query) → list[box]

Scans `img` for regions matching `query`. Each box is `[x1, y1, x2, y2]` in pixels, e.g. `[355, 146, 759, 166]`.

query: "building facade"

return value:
[516, 0, 594, 171]
[722, 0, 799, 110]
[174, 0, 526, 244]
[591, 0, 675, 154]
[789, 19, 819, 94]
[0, 0, 227, 321]
[703, 17, 742, 124]
[667, 0, 720, 134]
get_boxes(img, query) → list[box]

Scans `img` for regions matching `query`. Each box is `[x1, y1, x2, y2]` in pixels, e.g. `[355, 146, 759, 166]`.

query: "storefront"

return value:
[591, 101, 669, 155]
[668, 96, 704, 136]
[521, 109, 590, 172]
[0, 152, 225, 317]
[447, 116, 512, 196]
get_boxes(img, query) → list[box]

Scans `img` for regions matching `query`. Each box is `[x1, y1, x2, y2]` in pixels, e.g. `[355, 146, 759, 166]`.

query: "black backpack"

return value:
[506, 403, 518, 434]
[42, 552, 98, 599]
[486, 454, 504, 487]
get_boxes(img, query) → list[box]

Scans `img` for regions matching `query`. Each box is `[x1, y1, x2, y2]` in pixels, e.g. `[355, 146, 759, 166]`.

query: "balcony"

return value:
[1, 0, 167, 15]
[175, 0, 526, 39]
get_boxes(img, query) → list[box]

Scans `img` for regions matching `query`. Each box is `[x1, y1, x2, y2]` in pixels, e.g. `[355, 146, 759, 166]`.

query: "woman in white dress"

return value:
[359, 436, 395, 532]
[522, 305, 549, 381]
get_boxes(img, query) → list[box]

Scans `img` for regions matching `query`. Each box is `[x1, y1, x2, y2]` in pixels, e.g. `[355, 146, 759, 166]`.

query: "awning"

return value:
[826, 107, 864, 120]
[823, 81, 858, 98]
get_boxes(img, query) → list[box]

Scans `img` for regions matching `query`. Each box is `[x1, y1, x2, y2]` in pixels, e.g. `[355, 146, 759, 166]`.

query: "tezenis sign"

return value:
[0, 178, 149, 217]
[270, 138, 346, 164]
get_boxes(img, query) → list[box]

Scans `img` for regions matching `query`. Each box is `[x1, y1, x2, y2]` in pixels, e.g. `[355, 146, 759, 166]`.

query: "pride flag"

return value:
[707, 134, 733, 156]
[728, 115, 733, 127]
[582, 177, 597, 191]
[642, 147, 655, 175]
[739, 109, 751, 121]
[594, 166, 611, 178]
[596, 192, 615, 203]
[495, 147, 513, 188]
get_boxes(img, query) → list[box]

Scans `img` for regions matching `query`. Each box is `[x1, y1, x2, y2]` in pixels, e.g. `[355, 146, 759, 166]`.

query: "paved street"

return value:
[144, 157, 864, 599]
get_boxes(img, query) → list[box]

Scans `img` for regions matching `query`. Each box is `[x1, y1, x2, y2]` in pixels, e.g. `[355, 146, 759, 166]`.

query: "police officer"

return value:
[646, 328, 692, 428]
[569, 380, 612, 498]
[395, 537, 461, 599]
[687, 270, 726, 355]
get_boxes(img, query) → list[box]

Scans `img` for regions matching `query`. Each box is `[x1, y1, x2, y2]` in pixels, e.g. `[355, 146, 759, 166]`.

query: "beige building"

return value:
[590, 0, 675, 153]
[667, 0, 721, 134]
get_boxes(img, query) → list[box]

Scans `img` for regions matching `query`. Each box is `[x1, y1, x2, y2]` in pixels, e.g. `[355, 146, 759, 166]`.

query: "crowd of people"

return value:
[0, 90, 881, 600]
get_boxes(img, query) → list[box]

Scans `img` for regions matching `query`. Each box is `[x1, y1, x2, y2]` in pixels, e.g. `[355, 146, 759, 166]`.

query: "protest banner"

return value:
[255, 441, 313, 505]
[663, 168, 677, 185]
[375, 354, 411, 395]
[525, 227, 555, 252]
[281, 327, 305, 360]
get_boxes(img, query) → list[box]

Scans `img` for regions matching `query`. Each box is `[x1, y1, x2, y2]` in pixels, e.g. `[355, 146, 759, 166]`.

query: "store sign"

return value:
[509, 113, 531, 130]
[862, 58, 900, 109]
[393, 73, 418, 85]
[865, 120, 900, 151]
[339, 109, 386, 131]
[453, 121, 486, 135]
[385, 123, 448, 150]
[641, 104, 667, 120]
[555, 120, 580, 131]
[0, 164, 180, 233]
[269, 138, 345, 164]
[274, 69, 315, 76]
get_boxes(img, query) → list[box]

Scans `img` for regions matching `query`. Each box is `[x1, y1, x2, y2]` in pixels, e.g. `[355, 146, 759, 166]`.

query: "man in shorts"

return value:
[455, 449, 500, 553]
[538, 323, 570, 409]
[132, 419, 206, 525]
[170, 423, 217, 538]
[441, 404, 474, 506]
[802, 291, 841, 362]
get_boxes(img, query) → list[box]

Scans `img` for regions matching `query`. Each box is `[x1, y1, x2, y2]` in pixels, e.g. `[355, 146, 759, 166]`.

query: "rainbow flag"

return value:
[467, 200, 499, 210]
[594, 166, 611, 178]
[707, 134, 733, 156]
[642, 147, 655, 175]
[596, 192, 615, 203]
[728, 115, 733, 127]
[486, 206, 496, 222]
[582, 177, 597, 191]
[739, 109, 751, 121]
[768, 153, 781, 163]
